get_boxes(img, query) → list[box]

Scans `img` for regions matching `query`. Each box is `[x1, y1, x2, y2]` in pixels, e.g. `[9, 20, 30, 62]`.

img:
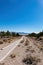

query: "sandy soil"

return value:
[0, 36, 21, 49]
[0, 36, 43, 65]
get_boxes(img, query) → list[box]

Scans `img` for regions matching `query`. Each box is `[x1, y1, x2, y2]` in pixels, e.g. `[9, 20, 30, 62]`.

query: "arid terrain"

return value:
[0, 36, 43, 65]
[0, 36, 21, 49]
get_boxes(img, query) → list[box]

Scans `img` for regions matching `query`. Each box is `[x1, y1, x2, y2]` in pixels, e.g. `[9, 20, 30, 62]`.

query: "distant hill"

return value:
[18, 32, 29, 35]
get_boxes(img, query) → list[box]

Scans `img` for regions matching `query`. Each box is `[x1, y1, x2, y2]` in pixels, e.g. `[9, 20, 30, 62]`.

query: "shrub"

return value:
[10, 54, 16, 58]
[6, 31, 11, 36]
[36, 32, 43, 38]
[16, 33, 19, 36]
[3, 39, 7, 42]
[0, 31, 20, 37]
[12, 32, 15, 37]
[0, 31, 6, 37]
[26, 48, 30, 52]
[26, 47, 35, 53]
[28, 33, 37, 37]
[22, 55, 40, 65]
[30, 49, 35, 53]
[0, 41, 3, 44]
[28, 31, 43, 39]
[36, 44, 43, 51]
[25, 39, 29, 46]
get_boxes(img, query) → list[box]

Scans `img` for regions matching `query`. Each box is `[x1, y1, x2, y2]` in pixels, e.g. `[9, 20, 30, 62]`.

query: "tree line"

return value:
[28, 31, 43, 38]
[0, 31, 20, 37]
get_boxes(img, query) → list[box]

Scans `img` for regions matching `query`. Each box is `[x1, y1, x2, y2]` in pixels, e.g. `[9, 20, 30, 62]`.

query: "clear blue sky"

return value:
[0, 0, 43, 33]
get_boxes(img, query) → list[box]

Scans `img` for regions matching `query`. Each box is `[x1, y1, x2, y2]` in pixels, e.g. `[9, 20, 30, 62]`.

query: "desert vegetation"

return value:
[22, 55, 41, 65]
[0, 31, 20, 37]
[35, 43, 43, 51]
[28, 33, 43, 51]
[26, 47, 35, 53]
[28, 31, 43, 39]
[1, 36, 43, 65]
[0, 31, 20, 45]
[0, 41, 3, 44]
[27, 31, 43, 52]
[25, 39, 29, 46]
[10, 54, 16, 59]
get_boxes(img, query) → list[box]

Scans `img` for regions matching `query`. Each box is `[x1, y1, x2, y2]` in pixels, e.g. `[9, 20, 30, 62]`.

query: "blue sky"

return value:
[0, 0, 43, 33]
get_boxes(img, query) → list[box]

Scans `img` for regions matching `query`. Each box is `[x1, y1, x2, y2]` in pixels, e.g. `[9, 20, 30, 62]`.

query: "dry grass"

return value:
[25, 39, 29, 46]
[3, 39, 7, 42]
[22, 55, 41, 65]
[3, 38, 11, 43]
[0, 41, 3, 44]
[26, 48, 30, 52]
[26, 47, 35, 53]
[30, 49, 35, 53]
[25, 46, 32, 52]
[36, 44, 43, 51]
[10, 54, 16, 59]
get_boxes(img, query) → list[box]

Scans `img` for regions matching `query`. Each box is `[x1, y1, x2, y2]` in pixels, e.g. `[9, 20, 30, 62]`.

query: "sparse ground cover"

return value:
[0, 36, 43, 65]
[0, 36, 21, 49]
[22, 55, 41, 65]
[30, 36, 43, 51]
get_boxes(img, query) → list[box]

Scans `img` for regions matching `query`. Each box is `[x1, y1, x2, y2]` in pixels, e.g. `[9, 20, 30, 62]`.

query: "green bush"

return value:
[28, 31, 43, 39]
[0, 31, 6, 37]
[12, 32, 15, 37]
[0, 41, 3, 44]
[28, 32, 37, 37]
[36, 32, 43, 38]
[0, 31, 20, 37]
[16, 33, 19, 36]
[6, 31, 11, 36]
